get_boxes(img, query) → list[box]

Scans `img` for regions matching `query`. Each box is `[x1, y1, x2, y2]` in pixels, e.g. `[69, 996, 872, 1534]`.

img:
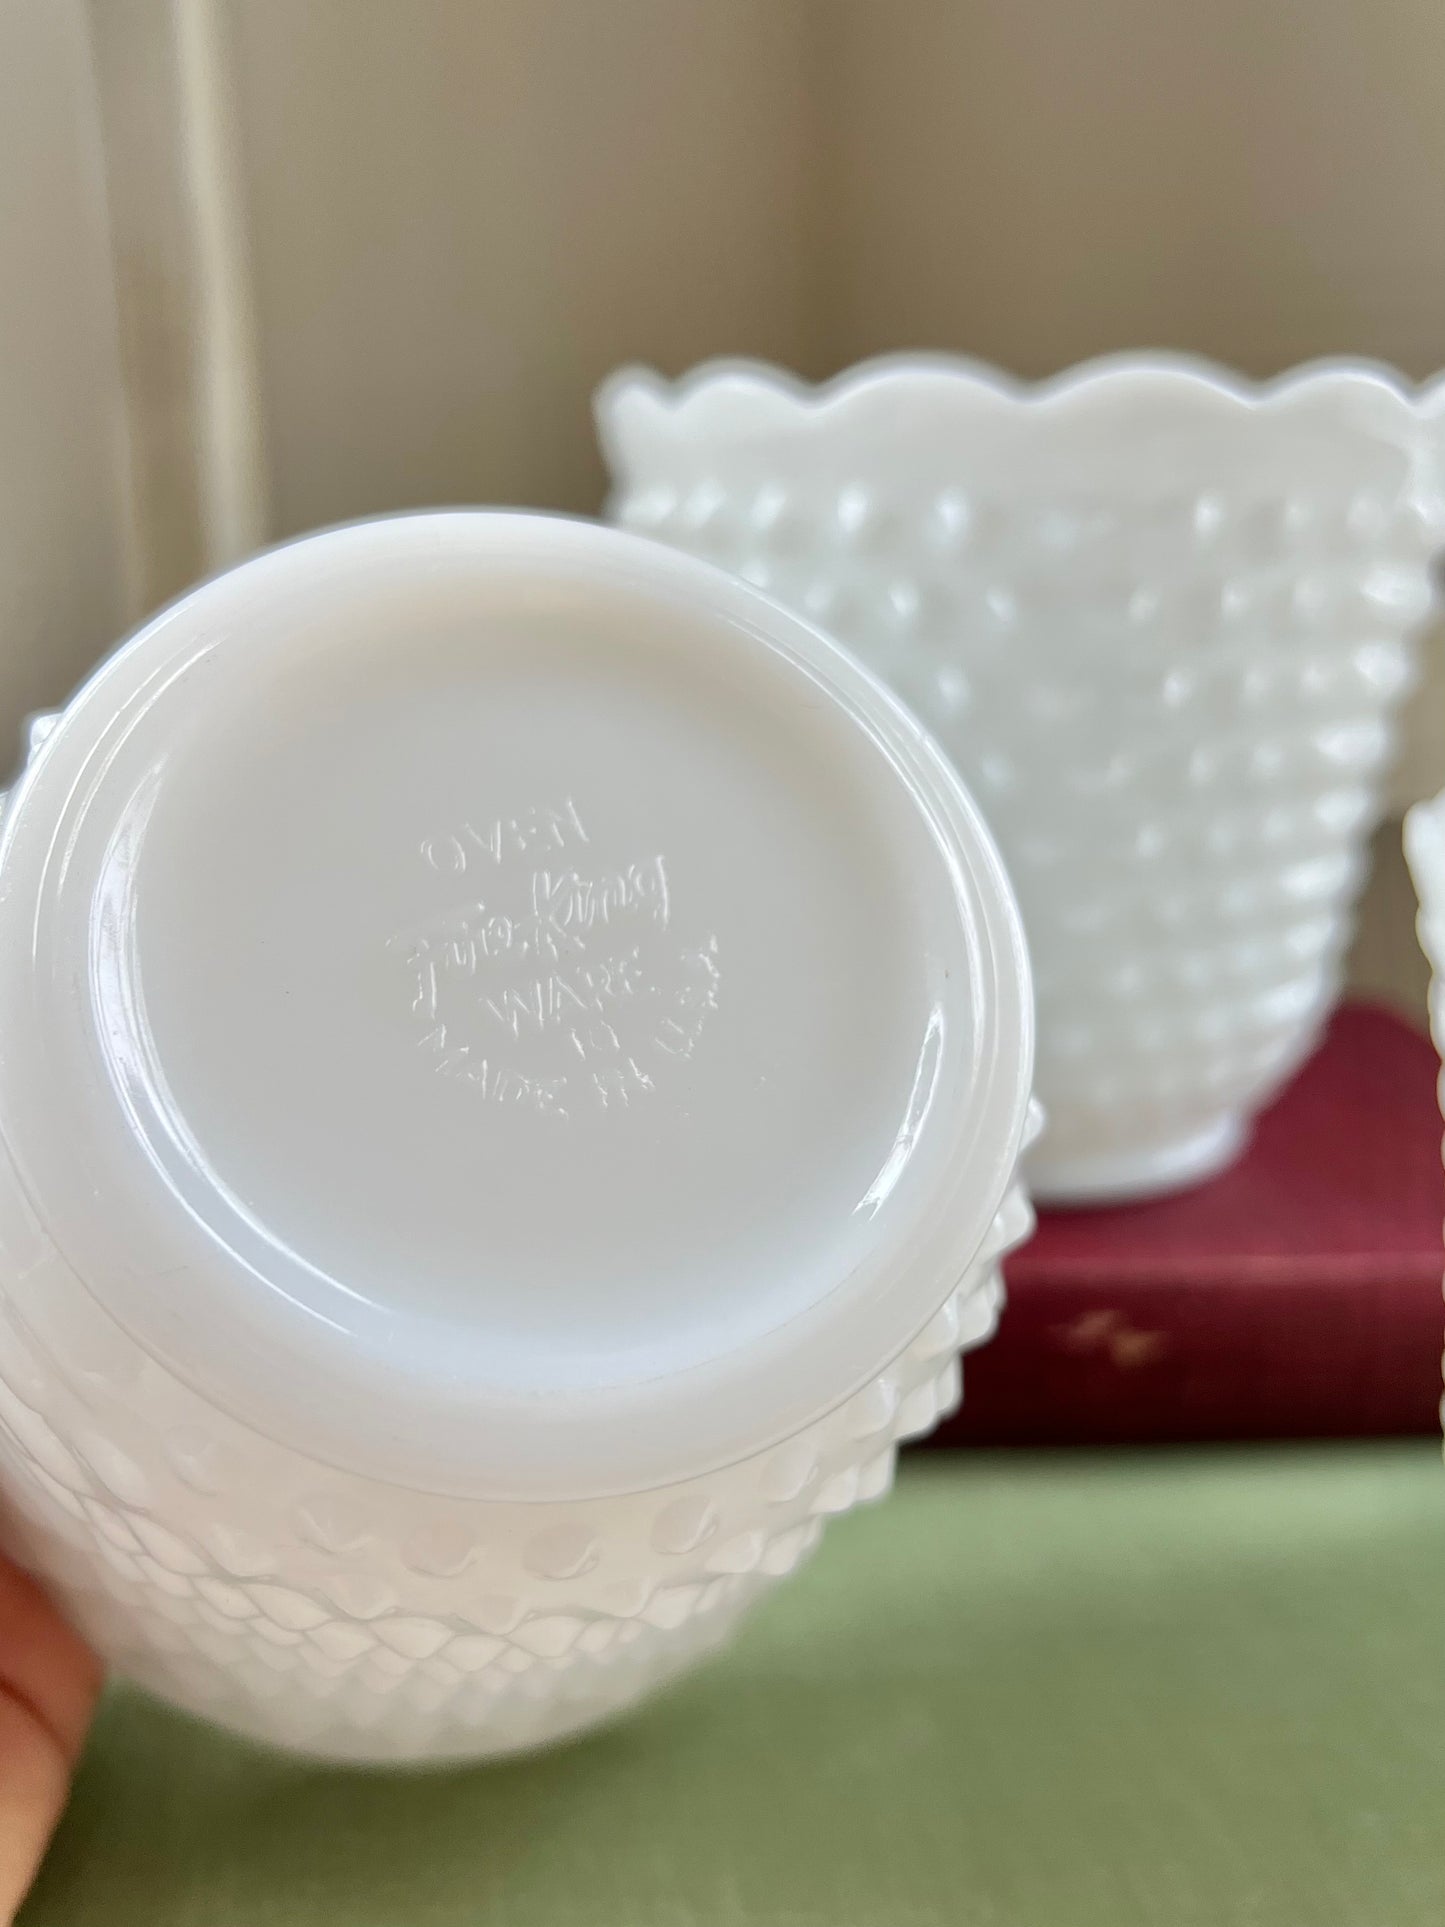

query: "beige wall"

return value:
[814, 0, 1445, 377]
[0, 0, 134, 735]
[3, 0, 1441, 1014]
[224, 0, 821, 531]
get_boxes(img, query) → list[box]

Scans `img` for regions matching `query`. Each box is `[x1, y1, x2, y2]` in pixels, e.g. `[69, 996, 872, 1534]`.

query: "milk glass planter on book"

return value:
[599, 356, 1445, 1202]
[0, 513, 1036, 1763]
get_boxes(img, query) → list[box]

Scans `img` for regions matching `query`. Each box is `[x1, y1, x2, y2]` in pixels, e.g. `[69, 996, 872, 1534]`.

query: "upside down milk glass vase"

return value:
[0, 513, 1037, 1763]
[599, 356, 1445, 1202]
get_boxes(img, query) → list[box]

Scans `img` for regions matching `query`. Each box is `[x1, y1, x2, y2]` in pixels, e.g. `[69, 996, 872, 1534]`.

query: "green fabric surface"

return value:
[23, 1445, 1445, 1926]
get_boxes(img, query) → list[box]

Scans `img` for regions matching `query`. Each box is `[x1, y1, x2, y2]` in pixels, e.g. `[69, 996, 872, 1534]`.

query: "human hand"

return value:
[0, 1554, 101, 1924]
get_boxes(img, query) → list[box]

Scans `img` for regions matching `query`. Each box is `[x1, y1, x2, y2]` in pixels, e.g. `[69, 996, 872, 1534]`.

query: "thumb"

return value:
[0, 1555, 102, 1923]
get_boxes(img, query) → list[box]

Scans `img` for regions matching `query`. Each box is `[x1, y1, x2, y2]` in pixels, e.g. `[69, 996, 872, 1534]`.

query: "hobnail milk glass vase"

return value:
[599, 356, 1445, 1202]
[0, 514, 1037, 1763]
[1405, 788, 1445, 1178]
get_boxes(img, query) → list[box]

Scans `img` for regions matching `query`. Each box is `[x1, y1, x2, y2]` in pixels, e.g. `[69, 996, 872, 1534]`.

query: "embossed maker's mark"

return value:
[419, 798, 590, 876]
[390, 800, 719, 1117]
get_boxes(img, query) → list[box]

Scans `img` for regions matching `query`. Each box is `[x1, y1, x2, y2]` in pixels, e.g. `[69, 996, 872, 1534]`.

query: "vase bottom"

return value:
[1027, 1113, 1247, 1208]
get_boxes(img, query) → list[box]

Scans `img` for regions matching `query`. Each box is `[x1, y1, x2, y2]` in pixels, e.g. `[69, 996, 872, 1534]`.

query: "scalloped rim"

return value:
[597, 352, 1445, 476]
[600, 349, 1445, 417]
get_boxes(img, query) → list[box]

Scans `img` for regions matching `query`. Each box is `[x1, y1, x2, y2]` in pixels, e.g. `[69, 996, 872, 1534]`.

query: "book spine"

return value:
[938, 1271, 1443, 1444]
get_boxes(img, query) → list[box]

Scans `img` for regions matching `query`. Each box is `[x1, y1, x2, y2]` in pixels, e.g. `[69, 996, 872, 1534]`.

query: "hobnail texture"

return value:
[0, 509, 1039, 1767]
[599, 355, 1445, 1201]
[0, 1159, 1035, 1764]
[1404, 787, 1445, 1182]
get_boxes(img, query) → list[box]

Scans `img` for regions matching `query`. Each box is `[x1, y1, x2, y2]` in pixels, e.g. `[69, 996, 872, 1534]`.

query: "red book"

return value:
[943, 1001, 1444, 1444]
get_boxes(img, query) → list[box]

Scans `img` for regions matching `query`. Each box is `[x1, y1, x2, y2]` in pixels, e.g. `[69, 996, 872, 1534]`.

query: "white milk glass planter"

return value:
[1404, 787, 1445, 1190]
[0, 514, 1036, 1763]
[599, 356, 1445, 1202]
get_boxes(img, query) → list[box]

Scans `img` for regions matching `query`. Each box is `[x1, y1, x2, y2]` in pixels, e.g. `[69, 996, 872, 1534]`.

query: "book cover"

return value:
[944, 1002, 1444, 1444]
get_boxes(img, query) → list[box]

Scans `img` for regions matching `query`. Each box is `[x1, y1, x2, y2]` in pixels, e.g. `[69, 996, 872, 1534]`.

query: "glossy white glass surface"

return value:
[0, 513, 1035, 1760]
[599, 355, 1445, 1202]
[1405, 789, 1445, 1162]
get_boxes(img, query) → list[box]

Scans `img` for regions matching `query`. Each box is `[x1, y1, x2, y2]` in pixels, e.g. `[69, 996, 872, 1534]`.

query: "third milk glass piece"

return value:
[1405, 787, 1445, 1172]
[599, 356, 1445, 1202]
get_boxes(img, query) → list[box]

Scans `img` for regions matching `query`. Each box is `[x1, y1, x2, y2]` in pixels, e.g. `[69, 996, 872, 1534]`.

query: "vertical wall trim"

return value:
[84, 0, 267, 616]
[172, 0, 268, 572]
